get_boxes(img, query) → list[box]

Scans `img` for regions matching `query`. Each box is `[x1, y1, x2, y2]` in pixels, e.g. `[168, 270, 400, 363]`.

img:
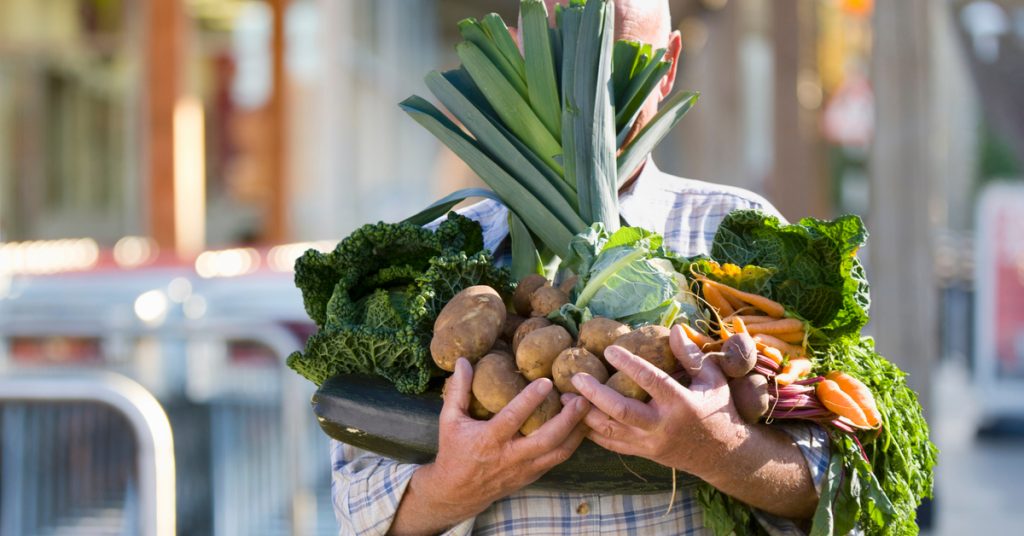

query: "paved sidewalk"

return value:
[929, 361, 1024, 535]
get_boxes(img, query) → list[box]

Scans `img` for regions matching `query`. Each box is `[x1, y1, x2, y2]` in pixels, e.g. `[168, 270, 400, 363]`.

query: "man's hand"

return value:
[568, 327, 819, 520]
[390, 358, 590, 535]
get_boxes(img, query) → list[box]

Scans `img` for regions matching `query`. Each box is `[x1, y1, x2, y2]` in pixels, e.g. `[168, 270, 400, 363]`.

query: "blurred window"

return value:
[0, 0, 141, 243]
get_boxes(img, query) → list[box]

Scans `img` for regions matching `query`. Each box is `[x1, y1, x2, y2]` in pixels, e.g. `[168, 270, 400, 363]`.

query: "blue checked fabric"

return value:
[331, 162, 831, 535]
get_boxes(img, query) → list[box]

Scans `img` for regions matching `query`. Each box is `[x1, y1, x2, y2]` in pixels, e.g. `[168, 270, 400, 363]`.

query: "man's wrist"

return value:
[404, 463, 490, 527]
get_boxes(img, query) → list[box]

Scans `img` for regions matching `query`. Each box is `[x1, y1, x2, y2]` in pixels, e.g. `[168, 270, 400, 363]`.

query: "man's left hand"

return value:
[567, 328, 749, 481]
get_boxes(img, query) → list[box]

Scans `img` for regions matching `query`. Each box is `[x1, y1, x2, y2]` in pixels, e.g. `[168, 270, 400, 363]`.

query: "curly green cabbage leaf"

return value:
[287, 214, 512, 393]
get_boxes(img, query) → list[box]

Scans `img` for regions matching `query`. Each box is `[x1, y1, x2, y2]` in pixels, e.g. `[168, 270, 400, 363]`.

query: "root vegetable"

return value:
[558, 275, 578, 295]
[817, 378, 872, 429]
[516, 325, 573, 380]
[501, 314, 527, 342]
[530, 285, 569, 317]
[472, 352, 527, 414]
[606, 371, 649, 401]
[730, 374, 769, 424]
[578, 317, 630, 364]
[520, 389, 562, 436]
[430, 286, 506, 371]
[513, 274, 548, 316]
[826, 371, 881, 428]
[702, 282, 735, 317]
[612, 325, 676, 372]
[551, 347, 608, 395]
[469, 393, 494, 419]
[700, 279, 786, 318]
[745, 318, 804, 336]
[706, 332, 758, 378]
[775, 357, 813, 386]
[512, 317, 552, 354]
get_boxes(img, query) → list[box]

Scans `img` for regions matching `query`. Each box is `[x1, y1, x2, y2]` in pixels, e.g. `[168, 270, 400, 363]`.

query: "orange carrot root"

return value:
[817, 379, 872, 428]
[752, 334, 805, 358]
[702, 282, 735, 317]
[701, 279, 786, 318]
[826, 371, 882, 428]
[745, 319, 804, 336]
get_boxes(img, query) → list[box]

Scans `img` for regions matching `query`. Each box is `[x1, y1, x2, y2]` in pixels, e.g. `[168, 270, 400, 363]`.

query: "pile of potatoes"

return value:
[429, 275, 680, 436]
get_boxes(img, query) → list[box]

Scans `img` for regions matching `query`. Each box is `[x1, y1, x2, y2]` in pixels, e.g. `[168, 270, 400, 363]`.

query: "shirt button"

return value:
[576, 501, 590, 515]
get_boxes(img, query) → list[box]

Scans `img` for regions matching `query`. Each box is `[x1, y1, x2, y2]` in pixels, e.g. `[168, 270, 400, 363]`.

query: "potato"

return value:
[612, 326, 676, 372]
[529, 286, 569, 317]
[578, 317, 631, 365]
[606, 371, 649, 401]
[501, 314, 527, 342]
[472, 352, 527, 414]
[551, 347, 608, 395]
[513, 274, 548, 316]
[469, 393, 494, 420]
[516, 325, 572, 380]
[558, 275, 578, 295]
[520, 389, 562, 436]
[430, 286, 506, 371]
[512, 317, 552, 354]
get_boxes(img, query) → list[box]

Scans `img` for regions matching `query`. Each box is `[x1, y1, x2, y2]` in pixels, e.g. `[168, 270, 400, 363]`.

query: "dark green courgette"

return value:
[313, 374, 699, 493]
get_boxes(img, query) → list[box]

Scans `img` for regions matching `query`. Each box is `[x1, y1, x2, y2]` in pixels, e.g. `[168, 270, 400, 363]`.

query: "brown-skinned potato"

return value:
[513, 274, 548, 316]
[471, 352, 527, 415]
[430, 286, 506, 371]
[612, 325, 676, 372]
[605, 371, 649, 401]
[578, 317, 631, 365]
[551, 347, 609, 395]
[515, 325, 572, 380]
[512, 317, 552, 354]
[520, 389, 562, 436]
[529, 286, 569, 317]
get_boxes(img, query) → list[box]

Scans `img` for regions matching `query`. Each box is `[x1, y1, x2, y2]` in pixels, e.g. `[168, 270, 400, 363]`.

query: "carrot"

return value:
[773, 330, 806, 344]
[720, 289, 747, 311]
[774, 357, 812, 386]
[745, 319, 804, 336]
[732, 317, 748, 335]
[752, 334, 805, 358]
[817, 379, 872, 428]
[701, 279, 786, 318]
[702, 282, 735, 317]
[680, 323, 715, 349]
[759, 346, 784, 365]
[827, 371, 881, 428]
[726, 315, 775, 325]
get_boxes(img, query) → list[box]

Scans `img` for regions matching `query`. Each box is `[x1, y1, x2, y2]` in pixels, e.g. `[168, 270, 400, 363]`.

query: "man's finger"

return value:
[585, 429, 643, 457]
[580, 404, 631, 442]
[440, 358, 473, 422]
[670, 324, 704, 376]
[488, 378, 553, 438]
[571, 370, 658, 429]
[531, 421, 589, 471]
[687, 350, 728, 392]
[516, 396, 589, 455]
[604, 345, 681, 403]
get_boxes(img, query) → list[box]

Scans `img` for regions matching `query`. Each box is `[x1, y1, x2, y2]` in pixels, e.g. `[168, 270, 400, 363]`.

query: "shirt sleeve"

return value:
[750, 422, 832, 535]
[330, 440, 478, 536]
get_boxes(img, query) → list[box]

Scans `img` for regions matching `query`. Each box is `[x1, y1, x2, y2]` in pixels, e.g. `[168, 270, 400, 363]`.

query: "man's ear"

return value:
[659, 30, 683, 98]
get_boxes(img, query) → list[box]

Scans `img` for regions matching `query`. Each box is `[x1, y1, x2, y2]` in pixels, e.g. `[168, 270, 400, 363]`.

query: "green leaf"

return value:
[617, 91, 699, 186]
[400, 95, 576, 259]
[522, 0, 562, 139]
[615, 48, 668, 131]
[611, 40, 642, 104]
[425, 71, 582, 230]
[481, 13, 527, 87]
[401, 187, 501, 226]
[559, 4, 584, 200]
[457, 18, 528, 99]
[568, 0, 619, 229]
[509, 211, 543, 280]
[457, 41, 564, 175]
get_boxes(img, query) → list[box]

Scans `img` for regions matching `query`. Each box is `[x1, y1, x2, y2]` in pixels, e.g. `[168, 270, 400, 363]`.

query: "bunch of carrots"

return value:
[682, 268, 882, 439]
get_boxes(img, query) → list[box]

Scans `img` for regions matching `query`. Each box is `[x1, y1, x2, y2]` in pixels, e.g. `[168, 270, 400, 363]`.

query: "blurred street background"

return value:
[1, 0, 1023, 534]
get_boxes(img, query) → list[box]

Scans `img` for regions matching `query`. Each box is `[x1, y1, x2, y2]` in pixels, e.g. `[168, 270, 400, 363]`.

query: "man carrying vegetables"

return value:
[329, 1, 830, 534]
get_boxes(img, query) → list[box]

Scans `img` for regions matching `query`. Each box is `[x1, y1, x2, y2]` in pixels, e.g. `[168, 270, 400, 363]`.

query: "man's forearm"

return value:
[696, 423, 819, 520]
[389, 464, 485, 536]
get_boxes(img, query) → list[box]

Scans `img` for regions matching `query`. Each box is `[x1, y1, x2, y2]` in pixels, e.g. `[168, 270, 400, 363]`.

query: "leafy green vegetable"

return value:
[287, 214, 512, 393]
[709, 210, 870, 344]
[554, 224, 701, 330]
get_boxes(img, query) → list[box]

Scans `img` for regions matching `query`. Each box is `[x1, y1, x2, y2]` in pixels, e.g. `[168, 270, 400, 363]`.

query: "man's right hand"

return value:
[389, 358, 590, 535]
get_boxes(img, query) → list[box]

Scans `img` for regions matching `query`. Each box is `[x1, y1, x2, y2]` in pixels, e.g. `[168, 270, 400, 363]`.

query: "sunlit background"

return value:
[1, 0, 1022, 534]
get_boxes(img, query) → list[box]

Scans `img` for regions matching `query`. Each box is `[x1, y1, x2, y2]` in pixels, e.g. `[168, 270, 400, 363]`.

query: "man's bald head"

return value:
[542, 0, 671, 47]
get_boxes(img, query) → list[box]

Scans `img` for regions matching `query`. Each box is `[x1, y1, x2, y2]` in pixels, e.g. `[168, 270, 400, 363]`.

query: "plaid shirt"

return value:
[331, 162, 831, 535]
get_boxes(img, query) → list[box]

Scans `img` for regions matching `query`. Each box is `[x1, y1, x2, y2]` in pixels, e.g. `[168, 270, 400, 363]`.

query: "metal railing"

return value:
[0, 372, 176, 536]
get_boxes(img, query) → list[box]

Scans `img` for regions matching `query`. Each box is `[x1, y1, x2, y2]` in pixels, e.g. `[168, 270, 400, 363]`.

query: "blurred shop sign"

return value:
[975, 182, 1024, 416]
